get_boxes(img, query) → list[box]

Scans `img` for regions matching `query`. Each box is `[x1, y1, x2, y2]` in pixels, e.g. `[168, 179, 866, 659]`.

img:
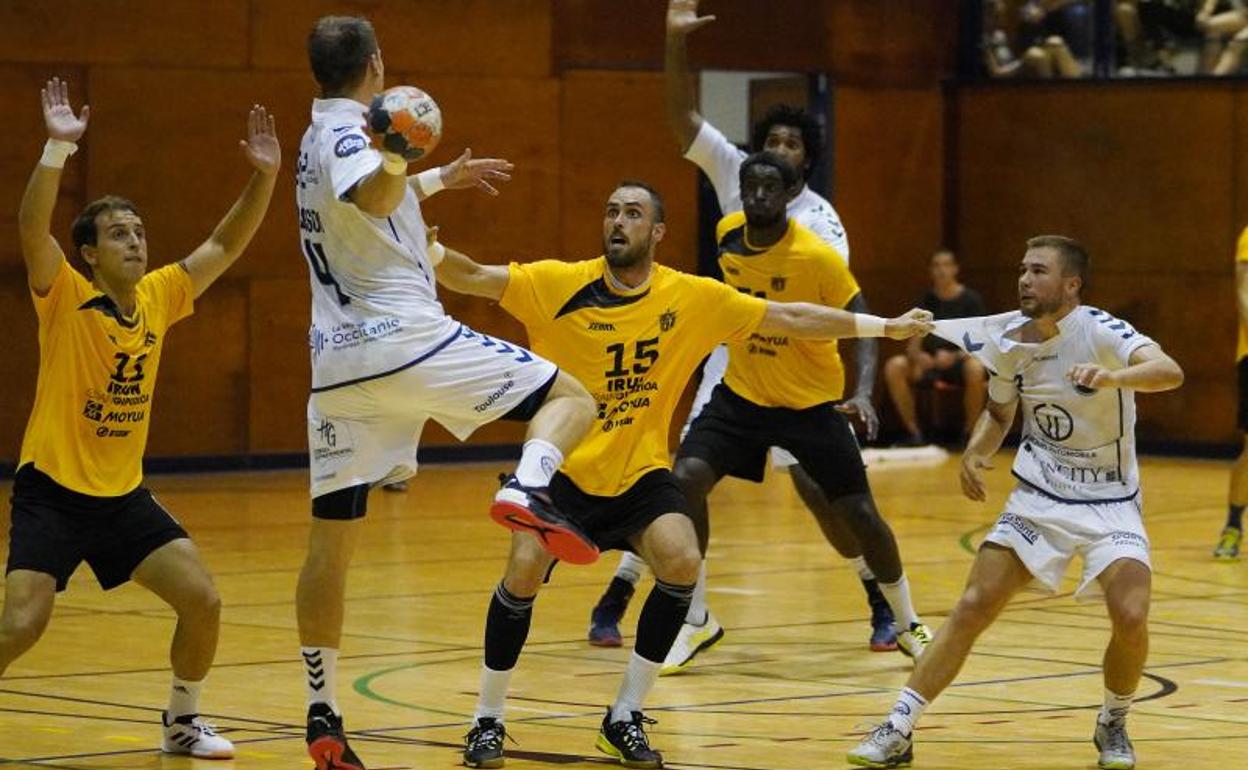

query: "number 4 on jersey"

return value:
[302, 238, 350, 306]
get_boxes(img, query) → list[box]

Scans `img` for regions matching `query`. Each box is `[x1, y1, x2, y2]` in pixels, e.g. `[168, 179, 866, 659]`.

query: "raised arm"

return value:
[19, 77, 89, 295]
[756, 301, 933, 341]
[408, 147, 514, 201]
[665, 0, 715, 151]
[432, 237, 510, 301]
[180, 105, 280, 298]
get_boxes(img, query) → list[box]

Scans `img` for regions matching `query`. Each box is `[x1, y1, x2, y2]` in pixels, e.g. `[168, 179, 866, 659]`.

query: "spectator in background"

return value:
[1019, 0, 1094, 73]
[984, 0, 1085, 78]
[1197, 0, 1248, 74]
[884, 249, 988, 447]
[1116, 0, 1202, 74]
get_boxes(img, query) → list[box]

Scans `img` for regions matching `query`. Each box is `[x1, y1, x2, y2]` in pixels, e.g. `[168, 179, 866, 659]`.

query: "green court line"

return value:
[959, 522, 994, 555]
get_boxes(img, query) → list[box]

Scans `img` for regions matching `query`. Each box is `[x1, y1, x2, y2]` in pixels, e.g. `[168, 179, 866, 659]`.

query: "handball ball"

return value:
[367, 85, 442, 161]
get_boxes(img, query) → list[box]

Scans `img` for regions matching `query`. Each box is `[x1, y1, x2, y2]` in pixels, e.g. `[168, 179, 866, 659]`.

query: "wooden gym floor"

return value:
[0, 452, 1245, 769]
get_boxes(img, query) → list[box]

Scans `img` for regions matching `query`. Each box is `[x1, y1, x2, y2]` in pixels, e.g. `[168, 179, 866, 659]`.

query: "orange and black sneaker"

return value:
[307, 703, 365, 770]
[490, 474, 599, 564]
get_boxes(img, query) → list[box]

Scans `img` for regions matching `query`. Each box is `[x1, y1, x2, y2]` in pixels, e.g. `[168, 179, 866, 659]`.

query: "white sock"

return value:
[685, 560, 708, 624]
[878, 575, 920, 628]
[616, 551, 647, 585]
[167, 676, 203, 719]
[611, 652, 662, 723]
[886, 687, 928, 735]
[475, 664, 513, 723]
[1099, 688, 1134, 725]
[850, 555, 875, 581]
[514, 439, 563, 487]
[302, 646, 339, 713]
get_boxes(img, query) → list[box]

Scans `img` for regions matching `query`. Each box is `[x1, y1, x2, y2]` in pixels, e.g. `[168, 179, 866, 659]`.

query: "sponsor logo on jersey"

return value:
[1033, 402, 1074, 442]
[659, 309, 677, 332]
[588, 321, 616, 331]
[771, 275, 787, 292]
[334, 134, 368, 158]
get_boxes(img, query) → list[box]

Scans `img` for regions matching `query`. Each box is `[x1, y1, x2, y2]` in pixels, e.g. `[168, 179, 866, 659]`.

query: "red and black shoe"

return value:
[307, 703, 365, 770]
[490, 474, 600, 564]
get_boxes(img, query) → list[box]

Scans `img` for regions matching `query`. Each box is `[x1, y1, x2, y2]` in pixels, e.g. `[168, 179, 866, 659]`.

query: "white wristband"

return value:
[416, 167, 445, 196]
[853, 313, 888, 337]
[40, 139, 77, 169]
[427, 240, 446, 267]
[381, 152, 408, 175]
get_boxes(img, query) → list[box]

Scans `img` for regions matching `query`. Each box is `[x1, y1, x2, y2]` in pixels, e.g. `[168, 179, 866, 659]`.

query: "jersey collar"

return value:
[312, 97, 368, 121]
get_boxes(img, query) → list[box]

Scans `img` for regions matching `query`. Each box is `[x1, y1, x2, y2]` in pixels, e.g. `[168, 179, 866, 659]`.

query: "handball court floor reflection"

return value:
[1, 454, 1245, 769]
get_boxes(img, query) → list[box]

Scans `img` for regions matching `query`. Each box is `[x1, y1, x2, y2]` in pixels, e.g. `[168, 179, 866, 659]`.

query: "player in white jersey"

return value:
[292, 17, 598, 770]
[589, 0, 906, 662]
[849, 236, 1184, 770]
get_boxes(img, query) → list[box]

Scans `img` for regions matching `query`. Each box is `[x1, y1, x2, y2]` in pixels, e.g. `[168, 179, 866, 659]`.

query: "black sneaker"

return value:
[588, 577, 635, 647]
[463, 717, 507, 768]
[490, 474, 600, 564]
[595, 708, 662, 768]
[306, 703, 366, 770]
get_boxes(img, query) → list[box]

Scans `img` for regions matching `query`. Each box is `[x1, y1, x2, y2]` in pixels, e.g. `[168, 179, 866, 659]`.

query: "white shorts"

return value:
[983, 485, 1151, 602]
[682, 344, 799, 470]
[307, 325, 557, 499]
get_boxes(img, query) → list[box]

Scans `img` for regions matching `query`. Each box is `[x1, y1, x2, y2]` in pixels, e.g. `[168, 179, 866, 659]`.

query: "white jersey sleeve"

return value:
[684, 120, 748, 215]
[322, 128, 383, 201]
[1084, 307, 1155, 368]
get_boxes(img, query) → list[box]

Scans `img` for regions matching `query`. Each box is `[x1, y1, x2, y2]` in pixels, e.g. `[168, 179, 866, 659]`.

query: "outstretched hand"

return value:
[240, 104, 280, 175]
[667, 0, 716, 36]
[884, 309, 935, 340]
[440, 148, 513, 196]
[41, 77, 89, 142]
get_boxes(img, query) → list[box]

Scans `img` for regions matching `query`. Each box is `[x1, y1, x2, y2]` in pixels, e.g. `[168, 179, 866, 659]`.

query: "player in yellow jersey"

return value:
[1, 78, 280, 758]
[1215, 226, 1248, 559]
[670, 153, 934, 672]
[432, 180, 932, 768]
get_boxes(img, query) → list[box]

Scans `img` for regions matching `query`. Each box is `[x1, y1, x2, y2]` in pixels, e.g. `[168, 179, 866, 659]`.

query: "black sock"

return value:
[484, 583, 534, 671]
[1229, 505, 1245, 530]
[633, 579, 694, 663]
[601, 576, 636, 607]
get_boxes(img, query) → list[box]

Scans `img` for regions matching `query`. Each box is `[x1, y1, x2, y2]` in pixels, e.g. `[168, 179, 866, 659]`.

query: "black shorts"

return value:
[549, 469, 687, 552]
[6, 464, 188, 592]
[1239, 358, 1248, 431]
[678, 384, 871, 502]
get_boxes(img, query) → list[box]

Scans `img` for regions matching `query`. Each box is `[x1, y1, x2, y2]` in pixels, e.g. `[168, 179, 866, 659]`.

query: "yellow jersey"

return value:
[1238, 227, 1248, 362]
[716, 212, 860, 408]
[19, 258, 194, 496]
[501, 257, 768, 496]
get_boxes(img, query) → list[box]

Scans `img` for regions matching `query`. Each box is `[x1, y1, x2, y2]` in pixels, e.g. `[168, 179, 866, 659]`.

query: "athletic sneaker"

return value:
[491, 474, 600, 565]
[896, 622, 933, 659]
[1094, 718, 1135, 769]
[306, 703, 366, 770]
[589, 582, 634, 647]
[864, 579, 898, 652]
[1214, 526, 1242, 561]
[659, 611, 724, 676]
[595, 708, 662, 768]
[847, 722, 913, 768]
[161, 711, 234, 758]
[463, 717, 507, 768]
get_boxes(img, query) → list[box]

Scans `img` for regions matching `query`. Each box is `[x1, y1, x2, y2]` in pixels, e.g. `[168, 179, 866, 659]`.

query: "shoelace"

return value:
[176, 716, 221, 738]
[619, 715, 658, 750]
[466, 721, 517, 747]
[1101, 721, 1130, 753]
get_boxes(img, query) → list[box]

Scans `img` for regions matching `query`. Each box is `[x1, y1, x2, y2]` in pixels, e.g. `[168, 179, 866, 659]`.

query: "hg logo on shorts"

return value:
[998, 512, 1040, 545]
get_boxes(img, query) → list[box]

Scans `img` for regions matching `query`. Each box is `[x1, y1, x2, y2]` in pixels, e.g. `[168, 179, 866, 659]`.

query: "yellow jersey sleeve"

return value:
[138, 263, 195, 328]
[695, 276, 769, 344]
[1238, 227, 1248, 263]
[30, 256, 88, 323]
[501, 260, 569, 329]
[817, 247, 861, 309]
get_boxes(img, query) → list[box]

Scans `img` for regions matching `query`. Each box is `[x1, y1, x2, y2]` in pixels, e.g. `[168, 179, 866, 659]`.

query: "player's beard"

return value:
[1020, 292, 1063, 319]
[604, 233, 650, 269]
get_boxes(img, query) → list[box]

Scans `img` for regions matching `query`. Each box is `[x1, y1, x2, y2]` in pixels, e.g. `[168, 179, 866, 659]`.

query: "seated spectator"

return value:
[1019, 0, 1094, 74]
[1116, 0, 1204, 74]
[984, 0, 1085, 78]
[884, 249, 988, 447]
[1197, 0, 1248, 74]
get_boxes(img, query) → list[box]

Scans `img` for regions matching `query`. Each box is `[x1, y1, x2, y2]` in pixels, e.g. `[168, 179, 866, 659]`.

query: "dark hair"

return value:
[616, 179, 665, 223]
[750, 104, 823, 181]
[740, 151, 800, 190]
[308, 16, 378, 96]
[931, 247, 957, 263]
[72, 196, 140, 256]
[1027, 234, 1089, 291]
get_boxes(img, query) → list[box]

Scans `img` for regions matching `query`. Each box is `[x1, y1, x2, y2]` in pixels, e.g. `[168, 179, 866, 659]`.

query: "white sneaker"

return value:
[896, 622, 933, 660]
[659, 611, 724, 676]
[847, 721, 913, 767]
[161, 711, 235, 759]
[1094, 718, 1135, 769]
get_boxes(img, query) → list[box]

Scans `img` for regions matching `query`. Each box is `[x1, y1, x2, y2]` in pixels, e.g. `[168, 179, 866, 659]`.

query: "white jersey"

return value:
[684, 120, 849, 260]
[295, 98, 459, 391]
[933, 306, 1155, 503]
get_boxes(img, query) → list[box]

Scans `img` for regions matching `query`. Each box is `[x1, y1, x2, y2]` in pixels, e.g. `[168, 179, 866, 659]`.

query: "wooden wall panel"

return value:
[0, 277, 41, 460]
[0, 1, 247, 68]
[827, 1, 958, 87]
[833, 86, 945, 317]
[247, 279, 310, 454]
[559, 71, 698, 273]
[85, 68, 313, 280]
[251, 0, 552, 78]
[148, 279, 250, 455]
